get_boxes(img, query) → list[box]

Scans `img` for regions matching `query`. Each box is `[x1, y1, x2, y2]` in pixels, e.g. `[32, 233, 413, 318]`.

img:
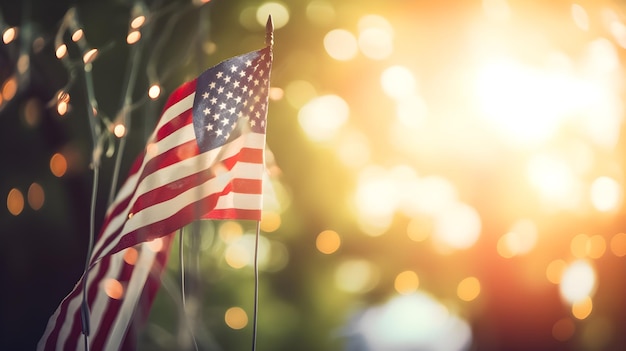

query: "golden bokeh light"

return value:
[394, 270, 419, 295]
[457, 277, 481, 302]
[269, 87, 283, 101]
[406, 216, 431, 242]
[336, 130, 370, 169]
[83, 48, 98, 64]
[335, 259, 378, 293]
[285, 80, 317, 109]
[50, 153, 68, 177]
[610, 232, 626, 257]
[71, 29, 83, 42]
[219, 221, 243, 243]
[590, 176, 622, 212]
[496, 235, 515, 259]
[225, 244, 249, 269]
[395, 96, 428, 129]
[380, 65, 417, 101]
[571, 4, 589, 31]
[306, 1, 335, 27]
[2, 27, 17, 44]
[571, 233, 589, 259]
[130, 16, 146, 29]
[497, 220, 538, 258]
[123, 247, 138, 265]
[433, 203, 481, 251]
[570, 234, 606, 259]
[552, 317, 575, 341]
[324, 29, 358, 61]
[126, 30, 141, 45]
[224, 307, 248, 330]
[146, 142, 159, 157]
[586, 235, 606, 259]
[357, 15, 393, 60]
[527, 153, 581, 209]
[260, 211, 281, 232]
[546, 259, 566, 284]
[147, 238, 164, 252]
[27, 183, 45, 210]
[113, 123, 126, 138]
[559, 260, 596, 304]
[148, 84, 161, 99]
[55, 44, 67, 59]
[572, 296, 593, 320]
[17, 54, 29, 74]
[2, 76, 17, 101]
[298, 94, 349, 142]
[7, 188, 25, 216]
[103, 278, 124, 300]
[316, 230, 341, 254]
[608, 14, 626, 49]
[23, 98, 42, 127]
[57, 101, 68, 116]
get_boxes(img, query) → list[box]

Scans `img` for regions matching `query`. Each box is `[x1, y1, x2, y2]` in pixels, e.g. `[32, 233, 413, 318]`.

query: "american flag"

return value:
[38, 45, 273, 350]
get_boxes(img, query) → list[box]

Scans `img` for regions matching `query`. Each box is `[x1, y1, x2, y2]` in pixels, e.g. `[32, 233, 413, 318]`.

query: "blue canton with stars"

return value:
[192, 46, 272, 153]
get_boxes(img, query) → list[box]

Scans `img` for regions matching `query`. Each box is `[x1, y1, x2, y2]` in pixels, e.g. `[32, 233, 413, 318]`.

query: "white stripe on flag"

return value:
[75, 253, 125, 351]
[92, 133, 266, 263]
[55, 257, 121, 350]
[103, 243, 157, 350]
[214, 193, 264, 210]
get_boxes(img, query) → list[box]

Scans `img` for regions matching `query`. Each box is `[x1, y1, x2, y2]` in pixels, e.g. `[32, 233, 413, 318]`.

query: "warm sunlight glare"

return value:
[475, 59, 585, 147]
[527, 154, 581, 209]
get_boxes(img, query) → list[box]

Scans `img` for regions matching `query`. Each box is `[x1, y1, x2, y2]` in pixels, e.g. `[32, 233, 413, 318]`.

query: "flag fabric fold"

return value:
[38, 45, 273, 351]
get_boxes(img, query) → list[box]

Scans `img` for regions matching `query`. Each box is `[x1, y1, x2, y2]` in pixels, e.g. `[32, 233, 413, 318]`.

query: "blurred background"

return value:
[2, 0, 626, 350]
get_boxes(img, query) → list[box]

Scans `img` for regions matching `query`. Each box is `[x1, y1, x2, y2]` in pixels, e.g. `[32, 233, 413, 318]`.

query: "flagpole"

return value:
[251, 15, 272, 351]
[179, 228, 200, 351]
